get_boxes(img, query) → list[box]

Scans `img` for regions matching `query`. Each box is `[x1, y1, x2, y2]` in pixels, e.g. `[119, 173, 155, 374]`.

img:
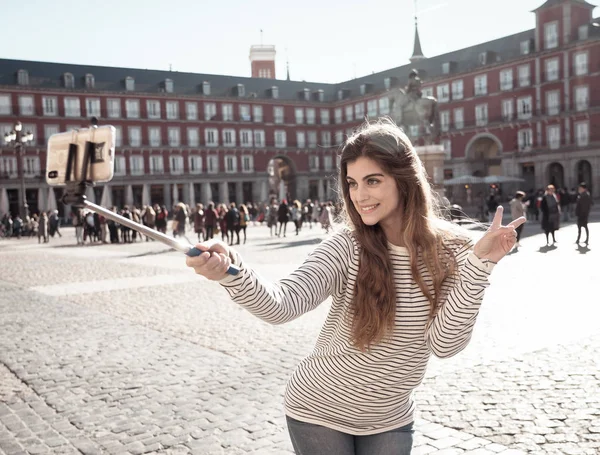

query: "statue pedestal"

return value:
[415, 145, 446, 196]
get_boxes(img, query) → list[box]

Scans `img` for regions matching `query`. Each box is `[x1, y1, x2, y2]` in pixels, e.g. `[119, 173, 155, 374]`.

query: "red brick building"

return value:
[0, 0, 598, 217]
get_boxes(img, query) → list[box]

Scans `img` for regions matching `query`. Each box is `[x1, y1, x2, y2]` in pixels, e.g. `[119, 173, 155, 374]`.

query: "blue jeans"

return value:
[286, 416, 413, 455]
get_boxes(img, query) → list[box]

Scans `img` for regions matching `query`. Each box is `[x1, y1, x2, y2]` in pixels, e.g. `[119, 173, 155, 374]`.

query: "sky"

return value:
[0, 0, 571, 84]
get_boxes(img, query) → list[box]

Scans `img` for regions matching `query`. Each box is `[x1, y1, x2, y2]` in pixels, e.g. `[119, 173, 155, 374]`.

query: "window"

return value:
[296, 131, 306, 148]
[164, 79, 174, 93]
[205, 128, 218, 146]
[17, 69, 29, 86]
[520, 40, 531, 55]
[185, 102, 197, 120]
[518, 65, 531, 87]
[475, 104, 488, 126]
[274, 106, 284, 124]
[307, 131, 317, 149]
[360, 84, 367, 96]
[545, 21, 558, 49]
[225, 155, 237, 173]
[240, 129, 252, 147]
[147, 100, 161, 119]
[204, 102, 216, 120]
[440, 111, 450, 132]
[474, 75, 487, 96]
[547, 125, 560, 149]
[63, 73, 75, 89]
[301, 108, 314, 125]
[441, 139, 452, 160]
[42, 97, 57, 116]
[334, 108, 343, 124]
[451, 80, 463, 100]
[222, 104, 233, 121]
[170, 155, 184, 174]
[222, 128, 236, 146]
[324, 155, 333, 171]
[295, 107, 305, 124]
[86, 99, 101, 117]
[321, 131, 331, 147]
[114, 156, 126, 176]
[518, 96, 533, 119]
[545, 58, 559, 81]
[22, 156, 40, 177]
[309, 155, 319, 171]
[242, 155, 254, 173]
[575, 86, 589, 111]
[125, 77, 135, 91]
[126, 99, 140, 118]
[378, 97, 390, 115]
[189, 155, 202, 174]
[166, 101, 179, 120]
[64, 97, 81, 117]
[334, 131, 344, 145]
[422, 87, 434, 98]
[500, 69, 513, 91]
[437, 84, 450, 102]
[252, 105, 263, 122]
[275, 130, 287, 148]
[187, 128, 199, 147]
[320, 109, 330, 125]
[202, 81, 211, 95]
[239, 104, 251, 121]
[575, 121, 589, 147]
[207, 155, 218, 173]
[253, 130, 265, 147]
[107, 99, 121, 118]
[168, 127, 180, 147]
[454, 108, 464, 129]
[546, 91, 560, 116]
[575, 52, 588, 76]
[367, 100, 377, 117]
[502, 99, 514, 121]
[130, 155, 145, 175]
[114, 126, 122, 147]
[317, 90, 325, 102]
[345, 105, 353, 122]
[44, 125, 60, 142]
[355, 103, 365, 119]
[128, 126, 141, 146]
[19, 96, 34, 116]
[409, 125, 419, 137]
[149, 155, 163, 174]
[0, 157, 17, 177]
[579, 24, 589, 41]
[149, 127, 161, 146]
[0, 95, 11, 115]
[384, 77, 392, 90]
[85, 74, 95, 89]
[271, 86, 279, 99]
[518, 129, 533, 151]
[442, 62, 451, 75]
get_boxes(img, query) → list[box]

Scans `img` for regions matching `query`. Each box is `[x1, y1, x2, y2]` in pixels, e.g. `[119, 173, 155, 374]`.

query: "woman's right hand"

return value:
[185, 240, 233, 281]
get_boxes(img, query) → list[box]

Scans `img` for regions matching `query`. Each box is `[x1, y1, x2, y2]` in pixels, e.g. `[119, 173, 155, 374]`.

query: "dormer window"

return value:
[360, 84, 366, 95]
[125, 76, 135, 91]
[237, 84, 245, 97]
[164, 78, 174, 93]
[202, 81, 211, 95]
[544, 21, 558, 49]
[316, 90, 324, 102]
[520, 40, 531, 55]
[384, 78, 391, 90]
[337, 90, 344, 101]
[85, 73, 95, 89]
[442, 62, 450, 74]
[271, 86, 279, 99]
[579, 25, 589, 41]
[17, 69, 29, 86]
[63, 72, 75, 88]
[303, 88, 310, 101]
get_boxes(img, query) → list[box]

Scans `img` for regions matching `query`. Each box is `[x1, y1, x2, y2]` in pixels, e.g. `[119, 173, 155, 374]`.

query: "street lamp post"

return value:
[3, 121, 34, 219]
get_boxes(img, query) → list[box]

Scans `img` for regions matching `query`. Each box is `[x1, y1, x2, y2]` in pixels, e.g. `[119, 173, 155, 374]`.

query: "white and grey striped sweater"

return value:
[219, 229, 495, 435]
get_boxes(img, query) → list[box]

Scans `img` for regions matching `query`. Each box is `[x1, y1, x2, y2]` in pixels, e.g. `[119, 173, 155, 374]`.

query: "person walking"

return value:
[186, 120, 524, 455]
[509, 191, 527, 248]
[575, 182, 593, 245]
[238, 204, 249, 244]
[277, 199, 290, 237]
[540, 184, 560, 246]
[204, 203, 218, 240]
[38, 212, 49, 243]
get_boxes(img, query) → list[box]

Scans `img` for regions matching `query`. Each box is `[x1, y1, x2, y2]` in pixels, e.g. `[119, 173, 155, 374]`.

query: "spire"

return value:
[410, 16, 426, 63]
[286, 60, 290, 81]
[286, 48, 290, 81]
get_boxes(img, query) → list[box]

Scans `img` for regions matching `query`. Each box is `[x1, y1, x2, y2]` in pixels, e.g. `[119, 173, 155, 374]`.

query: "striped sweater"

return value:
[219, 229, 495, 435]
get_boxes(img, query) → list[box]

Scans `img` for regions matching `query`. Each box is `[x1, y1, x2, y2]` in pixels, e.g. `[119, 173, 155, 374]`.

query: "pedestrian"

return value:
[225, 202, 241, 245]
[277, 199, 290, 237]
[267, 199, 278, 237]
[204, 202, 218, 240]
[194, 203, 206, 242]
[239, 203, 249, 244]
[509, 191, 527, 247]
[38, 212, 49, 243]
[540, 184, 560, 246]
[575, 182, 593, 245]
[186, 120, 525, 455]
[291, 200, 302, 235]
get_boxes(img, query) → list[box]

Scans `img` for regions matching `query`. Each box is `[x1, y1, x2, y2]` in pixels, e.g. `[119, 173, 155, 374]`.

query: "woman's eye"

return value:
[347, 181, 357, 188]
[367, 179, 379, 185]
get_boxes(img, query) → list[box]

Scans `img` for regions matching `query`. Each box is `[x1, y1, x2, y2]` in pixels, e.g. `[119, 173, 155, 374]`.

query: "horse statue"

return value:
[389, 69, 440, 145]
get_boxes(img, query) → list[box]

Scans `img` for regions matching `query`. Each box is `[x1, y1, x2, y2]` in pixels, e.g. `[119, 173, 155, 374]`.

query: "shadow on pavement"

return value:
[268, 238, 324, 250]
[537, 244, 558, 253]
[576, 244, 591, 254]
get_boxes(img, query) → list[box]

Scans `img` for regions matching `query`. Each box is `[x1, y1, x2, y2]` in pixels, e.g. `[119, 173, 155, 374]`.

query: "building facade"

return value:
[0, 0, 598, 217]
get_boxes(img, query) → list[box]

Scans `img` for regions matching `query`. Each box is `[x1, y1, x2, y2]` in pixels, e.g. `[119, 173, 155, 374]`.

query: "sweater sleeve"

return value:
[425, 240, 495, 359]
[218, 230, 355, 325]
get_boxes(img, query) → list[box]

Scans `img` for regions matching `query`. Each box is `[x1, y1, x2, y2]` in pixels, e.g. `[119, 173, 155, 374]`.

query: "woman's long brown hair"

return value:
[339, 119, 458, 351]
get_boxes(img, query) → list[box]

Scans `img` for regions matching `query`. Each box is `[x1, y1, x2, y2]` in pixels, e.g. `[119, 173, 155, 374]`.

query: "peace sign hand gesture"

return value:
[473, 206, 526, 263]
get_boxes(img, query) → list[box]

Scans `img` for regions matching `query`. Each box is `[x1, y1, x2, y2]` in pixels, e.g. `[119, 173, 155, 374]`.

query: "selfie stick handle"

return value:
[81, 200, 240, 276]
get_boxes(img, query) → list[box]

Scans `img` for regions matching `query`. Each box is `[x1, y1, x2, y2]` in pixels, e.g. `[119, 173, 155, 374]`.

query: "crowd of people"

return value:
[0, 210, 62, 243]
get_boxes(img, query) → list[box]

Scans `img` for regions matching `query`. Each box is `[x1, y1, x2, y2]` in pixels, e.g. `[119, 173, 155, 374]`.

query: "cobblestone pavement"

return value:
[0, 219, 599, 454]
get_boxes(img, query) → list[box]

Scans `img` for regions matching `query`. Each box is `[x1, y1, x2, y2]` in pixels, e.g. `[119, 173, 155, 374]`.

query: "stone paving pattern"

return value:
[1, 216, 599, 454]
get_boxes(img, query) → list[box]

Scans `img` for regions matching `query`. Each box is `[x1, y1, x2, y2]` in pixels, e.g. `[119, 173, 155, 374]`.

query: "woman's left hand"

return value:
[474, 206, 526, 263]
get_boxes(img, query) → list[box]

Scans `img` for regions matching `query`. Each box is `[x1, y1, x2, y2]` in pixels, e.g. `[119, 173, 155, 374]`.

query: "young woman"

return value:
[540, 184, 560, 246]
[186, 120, 525, 455]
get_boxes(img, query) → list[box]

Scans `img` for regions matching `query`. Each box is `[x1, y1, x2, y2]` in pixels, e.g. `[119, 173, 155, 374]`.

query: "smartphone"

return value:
[46, 125, 116, 186]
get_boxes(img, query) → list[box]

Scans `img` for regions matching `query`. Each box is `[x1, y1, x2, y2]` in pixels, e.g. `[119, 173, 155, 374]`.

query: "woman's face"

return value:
[346, 156, 401, 229]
